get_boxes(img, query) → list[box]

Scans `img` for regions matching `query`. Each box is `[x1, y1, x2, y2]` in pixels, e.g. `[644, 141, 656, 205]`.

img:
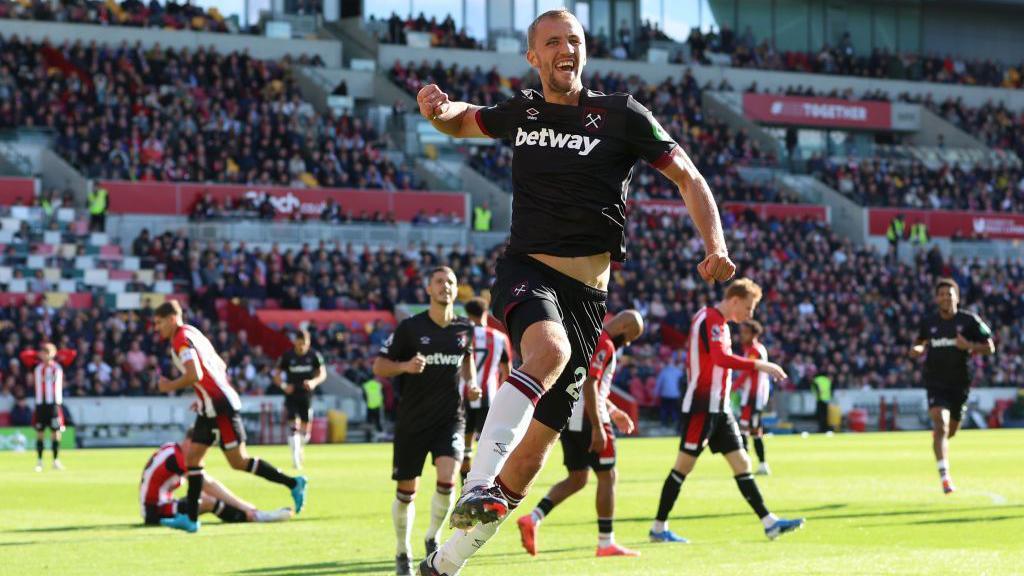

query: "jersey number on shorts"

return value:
[566, 367, 587, 401]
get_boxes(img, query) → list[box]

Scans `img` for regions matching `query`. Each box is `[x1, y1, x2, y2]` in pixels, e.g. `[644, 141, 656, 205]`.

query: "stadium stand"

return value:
[0, 0, 234, 32]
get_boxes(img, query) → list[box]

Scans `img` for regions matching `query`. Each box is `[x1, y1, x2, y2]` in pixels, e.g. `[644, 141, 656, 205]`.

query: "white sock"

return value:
[427, 484, 454, 542]
[937, 459, 949, 478]
[652, 520, 667, 533]
[761, 513, 780, 529]
[531, 508, 545, 525]
[598, 531, 614, 547]
[436, 521, 501, 574]
[290, 433, 301, 468]
[393, 493, 415, 556]
[465, 372, 541, 490]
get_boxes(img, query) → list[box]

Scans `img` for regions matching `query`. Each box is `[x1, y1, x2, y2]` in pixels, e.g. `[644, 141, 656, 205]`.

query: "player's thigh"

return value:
[928, 405, 950, 430]
[518, 317, 571, 387]
[187, 438, 210, 467]
[709, 412, 746, 460]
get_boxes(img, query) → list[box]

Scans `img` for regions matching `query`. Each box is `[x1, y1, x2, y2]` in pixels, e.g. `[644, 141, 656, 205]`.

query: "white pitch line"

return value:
[975, 490, 1008, 505]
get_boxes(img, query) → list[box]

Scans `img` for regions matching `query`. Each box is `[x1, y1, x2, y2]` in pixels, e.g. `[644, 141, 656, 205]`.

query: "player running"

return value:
[275, 329, 327, 470]
[460, 298, 511, 484]
[22, 343, 75, 471]
[140, 428, 294, 526]
[650, 279, 804, 543]
[154, 300, 307, 533]
[372, 267, 479, 576]
[909, 278, 994, 494]
[417, 9, 734, 575]
[517, 310, 643, 558]
[736, 320, 771, 476]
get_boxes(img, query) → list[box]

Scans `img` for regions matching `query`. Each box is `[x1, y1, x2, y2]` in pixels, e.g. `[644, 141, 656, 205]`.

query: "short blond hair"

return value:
[725, 278, 763, 302]
[527, 8, 577, 49]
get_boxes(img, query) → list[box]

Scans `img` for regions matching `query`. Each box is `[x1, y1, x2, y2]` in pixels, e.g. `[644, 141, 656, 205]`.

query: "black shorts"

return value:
[285, 394, 312, 423]
[739, 405, 763, 436]
[33, 404, 65, 432]
[561, 421, 616, 472]
[464, 404, 489, 436]
[490, 254, 607, 433]
[143, 498, 188, 525]
[392, 418, 465, 481]
[192, 412, 247, 450]
[678, 410, 744, 457]
[927, 387, 969, 422]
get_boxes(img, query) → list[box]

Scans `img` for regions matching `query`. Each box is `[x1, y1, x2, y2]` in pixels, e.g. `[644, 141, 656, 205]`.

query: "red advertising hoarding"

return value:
[869, 208, 1024, 239]
[0, 177, 37, 205]
[743, 93, 893, 130]
[634, 200, 829, 222]
[100, 180, 467, 222]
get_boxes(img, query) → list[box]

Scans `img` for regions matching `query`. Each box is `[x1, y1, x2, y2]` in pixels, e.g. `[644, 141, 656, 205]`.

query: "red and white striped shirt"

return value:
[34, 360, 64, 405]
[683, 306, 757, 414]
[170, 324, 241, 417]
[737, 342, 770, 412]
[568, 330, 617, 431]
[467, 325, 510, 408]
[139, 442, 185, 514]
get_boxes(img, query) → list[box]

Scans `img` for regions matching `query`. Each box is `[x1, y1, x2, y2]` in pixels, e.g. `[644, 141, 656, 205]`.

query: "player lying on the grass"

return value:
[372, 266, 479, 576]
[651, 279, 804, 543]
[21, 343, 76, 472]
[909, 278, 994, 494]
[518, 310, 643, 558]
[275, 328, 327, 470]
[154, 300, 307, 533]
[417, 8, 735, 576]
[140, 428, 294, 526]
[460, 298, 511, 485]
[736, 320, 771, 476]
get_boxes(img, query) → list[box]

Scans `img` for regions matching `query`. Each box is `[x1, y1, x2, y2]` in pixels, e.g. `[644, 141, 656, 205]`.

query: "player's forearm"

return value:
[711, 347, 757, 371]
[159, 375, 195, 392]
[430, 101, 473, 136]
[582, 377, 601, 427]
[971, 340, 995, 356]
[372, 357, 407, 378]
[308, 368, 327, 389]
[679, 172, 728, 256]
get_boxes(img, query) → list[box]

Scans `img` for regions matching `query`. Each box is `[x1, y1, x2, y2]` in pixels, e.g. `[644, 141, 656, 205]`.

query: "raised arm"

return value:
[417, 84, 488, 139]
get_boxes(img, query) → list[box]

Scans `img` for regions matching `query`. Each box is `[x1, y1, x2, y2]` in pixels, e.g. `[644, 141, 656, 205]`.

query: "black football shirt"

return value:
[276, 349, 324, 400]
[475, 88, 677, 262]
[916, 310, 992, 390]
[379, 312, 474, 432]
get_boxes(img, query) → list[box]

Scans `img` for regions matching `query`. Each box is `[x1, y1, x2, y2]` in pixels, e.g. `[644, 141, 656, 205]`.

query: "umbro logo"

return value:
[521, 89, 533, 99]
[493, 442, 509, 456]
[526, 107, 540, 120]
[420, 336, 431, 345]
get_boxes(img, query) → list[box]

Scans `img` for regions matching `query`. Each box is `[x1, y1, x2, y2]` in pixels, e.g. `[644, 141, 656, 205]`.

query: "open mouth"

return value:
[555, 59, 575, 72]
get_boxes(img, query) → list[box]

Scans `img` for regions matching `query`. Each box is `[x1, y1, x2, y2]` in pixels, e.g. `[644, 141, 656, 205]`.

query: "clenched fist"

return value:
[417, 84, 450, 120]
[697, 251, 736, 284]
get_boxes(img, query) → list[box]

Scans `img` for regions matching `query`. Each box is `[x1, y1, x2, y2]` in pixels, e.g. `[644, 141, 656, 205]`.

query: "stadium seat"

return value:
[43, 231, 62, 245]
[83, 268, 109, 286]
[75, 256, 97, 270]
[45, 292, 70, 308]
[8, 278, 27, 293]
[109, 270, 134, 281]
[0, 267, 11, 284]
[89, 233, 109, 247]
[57, 279, 78, 293]
[56, 208, 75, 223]
[42, 268, 61, 282]
[135, 269, 155, 284]
[116, 292, 142, 310]
[122, 256, 140, 271]
[154, 280, 174, 294]
[26, 255, 46, 269]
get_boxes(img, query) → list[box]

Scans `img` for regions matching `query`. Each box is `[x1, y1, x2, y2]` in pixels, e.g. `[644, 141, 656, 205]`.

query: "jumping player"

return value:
[461, 298, 511, 484]
[372, 267, 479, 576]
[275, 329, 327, 470]
[140, 428, 294, 526]
[416, 9, 735, 575]
[910, 278, 994, 494]
[736, 320, 771, 476]
[154, 300, 307, 533]
[22, 343, 75, 472]
[650, 279, 804, 543]
[517, 310, 643, 558]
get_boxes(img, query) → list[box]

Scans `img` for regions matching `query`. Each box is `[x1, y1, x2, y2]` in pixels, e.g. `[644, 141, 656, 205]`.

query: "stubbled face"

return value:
[528, 15, 587, 95]
[936, 285, 958, 315]
[154, 315, 177, 340]
[294, 336, 310, 355]
[428, 271, 457, 306]
[728, 296, 759, 323]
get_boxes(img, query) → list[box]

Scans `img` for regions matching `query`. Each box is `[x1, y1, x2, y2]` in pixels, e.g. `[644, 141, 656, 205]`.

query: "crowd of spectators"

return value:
[0, 0, 234, 33]
[821, 158, 1024, 212]
[0, 36, 420, 190]
[373, 12, 482, 50]
[4, 208, 1019, 406]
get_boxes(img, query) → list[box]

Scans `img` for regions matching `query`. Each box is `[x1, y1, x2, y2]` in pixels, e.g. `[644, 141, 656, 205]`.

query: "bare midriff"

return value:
[528, 252, 610, 291]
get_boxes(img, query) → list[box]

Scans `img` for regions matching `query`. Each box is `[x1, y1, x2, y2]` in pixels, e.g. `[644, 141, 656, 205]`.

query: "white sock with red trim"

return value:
[464, 369, 542, 491]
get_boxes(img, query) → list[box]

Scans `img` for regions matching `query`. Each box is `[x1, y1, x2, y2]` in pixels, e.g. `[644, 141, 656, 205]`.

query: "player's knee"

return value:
[567, 470, 589, 492]
[597, 468, 616, 487]
[523, 334, 570, 385]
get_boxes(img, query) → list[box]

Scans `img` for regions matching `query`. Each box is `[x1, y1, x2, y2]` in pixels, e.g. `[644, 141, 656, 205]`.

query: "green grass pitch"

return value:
[2, 430, 1023, 575]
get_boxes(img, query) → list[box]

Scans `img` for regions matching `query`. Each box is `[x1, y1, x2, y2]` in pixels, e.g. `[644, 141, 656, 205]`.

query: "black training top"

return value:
[916, 310, 992, 390]
[379, 312, 474, 432]
[475, 88, 677, 262]
[276, 349, 324, 400]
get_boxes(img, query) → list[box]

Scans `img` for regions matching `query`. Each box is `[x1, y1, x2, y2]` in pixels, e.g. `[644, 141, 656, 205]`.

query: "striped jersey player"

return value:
[153, 300, 306, 533]
[21, 343, 76, 471]
[518, 310, 644, 558]
[736, 320, 771, 475]
[651, 279, 804, 543]
[140, 428, 293, 526]
[460, 298, 512, 482]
